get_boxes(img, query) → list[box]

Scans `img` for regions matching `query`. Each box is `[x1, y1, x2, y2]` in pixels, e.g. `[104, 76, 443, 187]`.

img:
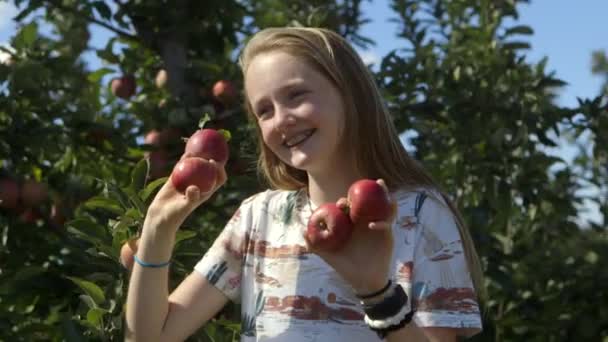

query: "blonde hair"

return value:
[239, 27, 486, 302]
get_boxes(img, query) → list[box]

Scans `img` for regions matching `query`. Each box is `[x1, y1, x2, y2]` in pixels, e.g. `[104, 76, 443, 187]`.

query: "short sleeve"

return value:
[193, 196, 255, 303]
[408, 193, 482, 337]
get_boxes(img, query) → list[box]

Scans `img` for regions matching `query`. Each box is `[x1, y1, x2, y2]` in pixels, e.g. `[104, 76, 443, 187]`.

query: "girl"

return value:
[126, 27, 484, 341]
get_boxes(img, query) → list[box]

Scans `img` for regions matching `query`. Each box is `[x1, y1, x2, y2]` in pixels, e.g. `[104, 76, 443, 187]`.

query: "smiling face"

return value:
[245, 51, 351, 174]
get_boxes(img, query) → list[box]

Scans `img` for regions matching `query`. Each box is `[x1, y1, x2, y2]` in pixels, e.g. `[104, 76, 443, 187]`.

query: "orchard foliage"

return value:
[0, 0, 606, 340]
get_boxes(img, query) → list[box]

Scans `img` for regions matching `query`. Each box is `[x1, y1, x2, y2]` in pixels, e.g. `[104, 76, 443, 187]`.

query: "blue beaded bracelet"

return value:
[133, 254, 171, 268]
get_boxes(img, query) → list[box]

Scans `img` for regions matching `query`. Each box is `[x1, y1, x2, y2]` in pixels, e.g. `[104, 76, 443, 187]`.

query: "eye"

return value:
[288, 89, 308, 100]
[256, 106, 272, 119]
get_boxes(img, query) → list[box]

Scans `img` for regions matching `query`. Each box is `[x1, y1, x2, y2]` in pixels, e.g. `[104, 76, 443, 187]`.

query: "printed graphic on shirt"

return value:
[195, 189, 482, 341]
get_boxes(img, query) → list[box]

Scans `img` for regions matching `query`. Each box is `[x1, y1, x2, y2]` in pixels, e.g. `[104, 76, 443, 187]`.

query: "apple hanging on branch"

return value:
[212, 79, 237, 106]
[111, 74, 136, 99]
[0, 177, 20, 210]
[120, 238, 139, 271]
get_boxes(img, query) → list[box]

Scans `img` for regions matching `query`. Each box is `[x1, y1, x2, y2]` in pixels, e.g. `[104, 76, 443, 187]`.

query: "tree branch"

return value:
[43, 0, 138, 42]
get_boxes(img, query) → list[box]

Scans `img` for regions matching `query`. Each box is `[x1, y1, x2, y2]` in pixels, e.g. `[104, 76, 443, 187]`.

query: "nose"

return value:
[272, 104, 296, 133]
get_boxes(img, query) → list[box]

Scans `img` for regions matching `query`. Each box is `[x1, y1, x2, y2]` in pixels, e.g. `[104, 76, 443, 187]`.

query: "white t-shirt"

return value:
[195, 188, 482, 341]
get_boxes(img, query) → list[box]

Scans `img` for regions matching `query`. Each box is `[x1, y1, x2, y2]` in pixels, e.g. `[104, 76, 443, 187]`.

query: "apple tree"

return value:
[0, 0, 371, 340]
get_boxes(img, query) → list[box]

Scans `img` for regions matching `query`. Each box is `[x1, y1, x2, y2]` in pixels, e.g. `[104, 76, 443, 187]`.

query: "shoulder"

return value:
[393, 187, 459, 238]
[393, 187, 449, 217]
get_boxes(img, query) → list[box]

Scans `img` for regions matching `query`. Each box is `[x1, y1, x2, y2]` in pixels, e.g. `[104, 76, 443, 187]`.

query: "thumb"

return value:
[185, 185, 201, 202]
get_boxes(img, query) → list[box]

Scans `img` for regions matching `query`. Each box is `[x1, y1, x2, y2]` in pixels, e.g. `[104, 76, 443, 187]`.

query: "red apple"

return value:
[155, 69, 168, 89]
[171, 157, 217, 193]
[185, 129, 229, 165]
[145, 128, 181, 148]
[0, 178, 20, 209]
[120, 238, 139, 271]
[159, 127, 182, 147]
[306, 203, 354, 252]
[144, 129, 161, 146]
[49, 202, 67, 227]
[147, 150, 170, 179]
[18, 208, 42, 224]
[111, 75, 136, 99]
[86, 127, 111, 145]
[21, 180, 48, 207]
[347, 179, 392, 225]
[212, 80, 237, 105]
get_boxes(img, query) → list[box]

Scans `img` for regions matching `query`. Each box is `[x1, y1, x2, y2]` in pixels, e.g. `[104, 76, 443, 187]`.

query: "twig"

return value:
[43, 0, 138, 42]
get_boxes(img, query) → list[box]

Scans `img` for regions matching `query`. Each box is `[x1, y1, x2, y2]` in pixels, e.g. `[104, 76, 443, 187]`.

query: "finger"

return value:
[301, 230, 315, 253]
[388, 200, 398, 222]
[369, 221, 391, 231]
[180, 152, 194, 161]
[376, 178, 389, 194]
[207, 159, 227, 189]
[185, 185, 201, 201]
[336, 197, 348, 209]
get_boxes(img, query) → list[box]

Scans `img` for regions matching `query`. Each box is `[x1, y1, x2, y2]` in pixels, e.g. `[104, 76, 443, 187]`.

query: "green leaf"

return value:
[86, 307, 107, 328]
[103, 181, 132, 210]
[88, 67, 114, 83]
[84, 196, 124, 215]
[130, 158, 148, 192]
[198, 113, 212, 128]
[175, 230, 197, 245]
[505, 25, 534, 36]
[66, 276, 105, 306]
[96, 43, 119, 64]
[79, 295, 97, 309]
[502, 41, 531, 50]
[61, 315, 85, 342]
[53, 147, 74, 173]
[67, 218, 110, 243]
[14, 22, 38, 49]
[13, 266, 46, 283]
[218, 129, 232, 142]
[92, 1, 113, 20]
[140, 177, 168, 202]
[14, 5, 37, 22]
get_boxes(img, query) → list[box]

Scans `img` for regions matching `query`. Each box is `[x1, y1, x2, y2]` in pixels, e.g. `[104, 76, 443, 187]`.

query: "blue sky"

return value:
[0, 1, 605, 224]
[359, 0, 607, 107]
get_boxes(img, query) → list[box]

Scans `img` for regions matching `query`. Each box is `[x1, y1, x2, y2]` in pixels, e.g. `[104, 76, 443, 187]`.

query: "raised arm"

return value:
[125, 158, 230, 342]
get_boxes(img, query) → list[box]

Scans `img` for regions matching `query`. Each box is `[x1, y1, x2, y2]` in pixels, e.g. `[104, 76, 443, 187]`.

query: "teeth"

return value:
[284, 130, 314, 147]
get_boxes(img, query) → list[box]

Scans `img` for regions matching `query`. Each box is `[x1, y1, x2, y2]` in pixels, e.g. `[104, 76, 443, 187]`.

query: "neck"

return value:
[306, 168, 362, 208]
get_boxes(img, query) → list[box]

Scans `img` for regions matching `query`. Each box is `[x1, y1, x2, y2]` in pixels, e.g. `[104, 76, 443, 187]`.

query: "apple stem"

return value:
[340, 206, 350, 216]
[198, 113, 211, 129]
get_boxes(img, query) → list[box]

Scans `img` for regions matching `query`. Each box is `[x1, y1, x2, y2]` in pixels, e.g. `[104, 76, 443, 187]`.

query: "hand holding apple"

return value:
[145, 127, 229, 231]
[303, 179, 398, 295]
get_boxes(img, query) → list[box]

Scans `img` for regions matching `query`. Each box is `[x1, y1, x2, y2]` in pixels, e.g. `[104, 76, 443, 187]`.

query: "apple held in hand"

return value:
[306, 203, 354, 252]
[185, 129, 229, 165]
[171, 157, 217, 193]
[347, 179, 392, 225]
